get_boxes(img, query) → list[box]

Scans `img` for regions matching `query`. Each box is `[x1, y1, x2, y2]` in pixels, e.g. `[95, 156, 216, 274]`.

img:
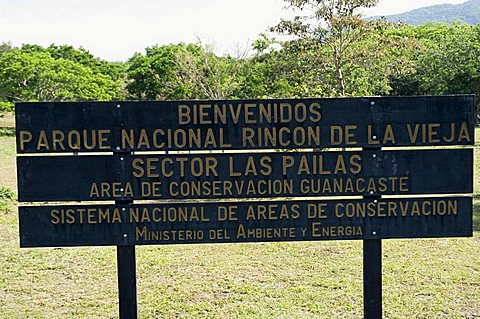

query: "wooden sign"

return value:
[19, 197, 472, 247]
[15, 96, 475, 153]
[17, 149, 473, 202]
[15, 96, 475, 247]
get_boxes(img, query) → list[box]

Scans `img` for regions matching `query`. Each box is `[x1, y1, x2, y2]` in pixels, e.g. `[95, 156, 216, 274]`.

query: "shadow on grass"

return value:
[474, 202, 480, 232]
[0, 127, 15, 137]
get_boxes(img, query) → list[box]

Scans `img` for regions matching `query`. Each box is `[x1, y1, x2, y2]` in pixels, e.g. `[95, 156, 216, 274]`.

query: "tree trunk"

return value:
[333, 46, 346, 96]
[336, 65, 345, 96]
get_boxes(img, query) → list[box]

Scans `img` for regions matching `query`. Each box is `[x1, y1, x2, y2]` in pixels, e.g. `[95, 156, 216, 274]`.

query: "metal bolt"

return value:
[372, 231, 377, 235]
[116, 104, 121, 108]
[120, 157, 124, 161]
[369, 191, 374, 195]
[120, 188, 124, 192]
[374, 200, 378, 203]
[122, 208, 126, 212]
[370, 101, 375, 106]
[373, 135, 377, 139]
[123, 234, 128, 238]
[372, 154, 377, 158]
[116, 146, 120, 151]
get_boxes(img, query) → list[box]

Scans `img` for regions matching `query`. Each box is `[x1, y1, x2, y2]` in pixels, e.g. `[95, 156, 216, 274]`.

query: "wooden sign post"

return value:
[16, 96, 475, 319]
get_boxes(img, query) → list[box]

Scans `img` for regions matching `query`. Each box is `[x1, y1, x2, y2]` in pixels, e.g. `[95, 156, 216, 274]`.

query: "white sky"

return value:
[0, 0, 468, 61]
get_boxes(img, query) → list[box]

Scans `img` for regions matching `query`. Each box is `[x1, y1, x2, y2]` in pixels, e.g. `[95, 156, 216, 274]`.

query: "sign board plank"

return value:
[15, 96, 476, 153]
[17, 149, 473, 202]
[19, 197, 472, 247]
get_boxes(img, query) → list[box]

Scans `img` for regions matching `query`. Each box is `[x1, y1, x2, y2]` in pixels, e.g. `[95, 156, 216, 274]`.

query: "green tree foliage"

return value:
[346, 20, 420, 96]
[46, 45, 125, 82]
[0, 42, 14, 58]
[237, 37, 300, 99]
[126, 43, 246, 100]
[0, 49, 119, 102]
[173, 42, 246, 99]
[126, 44, 191, 100]
[0, 101, 14, 113]
[20, 44, 125, 78]
[252, 21, 415, 98]
[381, 22, 480, 115]
[243, 38, 336, 98]
[410, 22, 480, 96]
[20, 44, 127, 98]
[0, 8, 479, 110]
[272, 0, 379, 96]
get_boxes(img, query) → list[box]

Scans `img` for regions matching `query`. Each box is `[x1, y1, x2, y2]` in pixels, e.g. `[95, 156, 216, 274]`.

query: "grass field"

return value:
[0, 113, 479, 319]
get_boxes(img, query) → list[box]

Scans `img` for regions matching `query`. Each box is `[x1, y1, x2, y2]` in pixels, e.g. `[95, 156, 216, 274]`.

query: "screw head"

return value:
[123, 234, 128, 238]
[116, 146, 120, 151]
[120, 157, 124, 161]
[374, 200, 378, 203]
[369, 191, 374, 195]
[116, 104, 121, 108]
[370, 101, 375, 106]
[372, 154, 377, 158]
[372, 231, 377, 235]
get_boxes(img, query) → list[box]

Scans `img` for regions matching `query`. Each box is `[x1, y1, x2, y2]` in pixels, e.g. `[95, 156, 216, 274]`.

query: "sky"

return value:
[0, 0, 469, 62]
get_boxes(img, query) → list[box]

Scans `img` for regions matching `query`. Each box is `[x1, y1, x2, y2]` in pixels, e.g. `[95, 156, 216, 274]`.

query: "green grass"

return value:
[0, 125, 479, 319]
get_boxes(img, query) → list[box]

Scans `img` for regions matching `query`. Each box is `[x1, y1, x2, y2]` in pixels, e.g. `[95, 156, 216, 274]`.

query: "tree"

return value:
[0, 42, 14, 58]
[343, 19, 420, 96]
[272, 0, 379, 96]
[21, 44, 127, 99]
[127, 42, 247, 100]
[0, 50, 119, 102]
[411, 22, 480, 96]
[250, 22, 408, 98]
[172, 41, 247, 99]
[0, 43, 14, 112]
[126, 44, 191, 100]
[381, 22, 480, 114]
[235, 35, 300, 99]
[46, 45, 126, 89]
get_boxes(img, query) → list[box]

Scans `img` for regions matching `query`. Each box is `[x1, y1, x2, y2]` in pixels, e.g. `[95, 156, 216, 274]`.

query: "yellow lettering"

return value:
[19, 130, 33, 151]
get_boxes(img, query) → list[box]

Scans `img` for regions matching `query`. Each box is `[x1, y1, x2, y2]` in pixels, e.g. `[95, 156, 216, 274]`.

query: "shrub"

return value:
[0, 186, 15, 212]
[0, 101, 14, 113]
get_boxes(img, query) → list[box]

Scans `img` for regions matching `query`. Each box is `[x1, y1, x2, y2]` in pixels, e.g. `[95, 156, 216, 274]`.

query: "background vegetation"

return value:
[0, 0, 479, 113]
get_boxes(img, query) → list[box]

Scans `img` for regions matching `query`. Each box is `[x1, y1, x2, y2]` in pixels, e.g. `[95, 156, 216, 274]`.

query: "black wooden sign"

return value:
[16, 96, 475, 246]
[19, 197, 472, 247]
[17, 149, 473, 202]
[15, 96, 475, 153]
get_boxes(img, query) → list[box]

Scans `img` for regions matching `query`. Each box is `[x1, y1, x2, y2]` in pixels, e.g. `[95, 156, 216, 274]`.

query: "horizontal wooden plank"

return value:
[17, 149, 473, 202]
[15, 96, 476, 153]
[19, 197, 473, 247]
